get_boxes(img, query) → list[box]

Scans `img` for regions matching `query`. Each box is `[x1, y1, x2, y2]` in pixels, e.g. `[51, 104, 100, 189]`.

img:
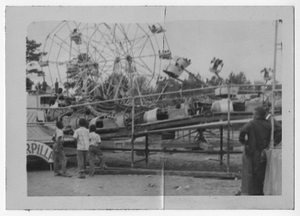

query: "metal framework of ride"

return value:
[38, 21, 174, 104]
[27, 20, 282, 174]
[27, 82, 282, 173]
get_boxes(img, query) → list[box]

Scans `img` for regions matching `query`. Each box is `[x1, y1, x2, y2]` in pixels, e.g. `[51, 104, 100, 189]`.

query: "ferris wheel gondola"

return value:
[40, 21, 172, 102]
[159, 50, 172, 60]
[70, 29, 82, 45]
[149, 24, 166, 34]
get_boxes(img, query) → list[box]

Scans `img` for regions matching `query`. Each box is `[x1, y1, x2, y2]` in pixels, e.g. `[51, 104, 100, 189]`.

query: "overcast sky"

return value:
[26, 7, 286, 88]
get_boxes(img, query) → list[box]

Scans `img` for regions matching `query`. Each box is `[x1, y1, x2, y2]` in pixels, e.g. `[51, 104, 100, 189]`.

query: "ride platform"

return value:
[99, 111, 258, 140]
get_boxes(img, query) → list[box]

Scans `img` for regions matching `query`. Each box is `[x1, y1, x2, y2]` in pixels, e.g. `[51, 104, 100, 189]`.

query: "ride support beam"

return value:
[227, 85, 231, 173]
[145, 134, 149, 166]
[101, 147, 242, 154]
[220, 125, 223, 165]
[131, 97, 135, 168]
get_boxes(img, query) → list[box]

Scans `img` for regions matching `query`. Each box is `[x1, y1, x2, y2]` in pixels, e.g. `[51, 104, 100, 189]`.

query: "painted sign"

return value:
[27, 141, 53, 163]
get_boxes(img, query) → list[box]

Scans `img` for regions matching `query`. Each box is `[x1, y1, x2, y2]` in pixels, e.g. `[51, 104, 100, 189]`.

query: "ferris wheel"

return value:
[39, 21, 172, 102]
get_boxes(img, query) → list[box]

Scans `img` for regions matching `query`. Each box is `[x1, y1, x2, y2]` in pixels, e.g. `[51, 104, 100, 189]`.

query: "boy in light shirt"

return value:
[88, 124, 107, 176]
[52, 121, 72, 177]
[73, 118, 90, 179]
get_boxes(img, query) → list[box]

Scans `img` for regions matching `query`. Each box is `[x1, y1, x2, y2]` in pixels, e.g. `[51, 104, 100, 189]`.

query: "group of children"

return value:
[52, 118, 107, 179]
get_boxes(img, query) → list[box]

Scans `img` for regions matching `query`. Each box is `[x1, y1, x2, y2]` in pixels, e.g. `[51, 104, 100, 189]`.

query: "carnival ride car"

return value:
[27, 21, 282, 169]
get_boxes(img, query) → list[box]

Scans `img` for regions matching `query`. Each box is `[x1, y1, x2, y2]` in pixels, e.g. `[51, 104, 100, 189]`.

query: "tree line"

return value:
[27, 38, 278, 101]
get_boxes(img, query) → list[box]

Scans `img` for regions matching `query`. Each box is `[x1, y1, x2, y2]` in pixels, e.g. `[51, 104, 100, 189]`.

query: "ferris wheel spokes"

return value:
[42, 21, 171, 100]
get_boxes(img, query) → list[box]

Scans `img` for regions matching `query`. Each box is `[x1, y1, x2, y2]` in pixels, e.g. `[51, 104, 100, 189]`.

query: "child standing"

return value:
[52, 121, 72, 177]
[88, 124, 107, 176]
[73, 118, 90, 179]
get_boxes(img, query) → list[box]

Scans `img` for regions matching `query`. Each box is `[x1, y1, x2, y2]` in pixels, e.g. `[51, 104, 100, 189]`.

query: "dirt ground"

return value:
[27, 147, 242, 196]
[27, 131, 243, 196]
[27, 169, 241, 196]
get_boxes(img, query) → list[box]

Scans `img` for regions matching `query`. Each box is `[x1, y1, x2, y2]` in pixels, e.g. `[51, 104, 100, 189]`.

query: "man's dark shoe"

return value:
[62, 173, 72, 177]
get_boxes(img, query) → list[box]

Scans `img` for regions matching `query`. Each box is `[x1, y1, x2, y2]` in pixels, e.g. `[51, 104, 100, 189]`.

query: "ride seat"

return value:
[70, 32, 82, 45]
[159, 50, 172, 60]
[163, 64, 183, 78]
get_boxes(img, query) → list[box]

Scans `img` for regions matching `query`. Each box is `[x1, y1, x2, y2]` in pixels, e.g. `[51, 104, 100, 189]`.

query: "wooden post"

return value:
[220, 125, 223, 165]
[263, 20, 282, 195]
[227, 85, 231, 172]
[145, 134, 149, 166]
[36, 89, 39, 108]
[131, 97, 135, 168]
[270, 20, 278, 149]
[68, 37, 72, 90]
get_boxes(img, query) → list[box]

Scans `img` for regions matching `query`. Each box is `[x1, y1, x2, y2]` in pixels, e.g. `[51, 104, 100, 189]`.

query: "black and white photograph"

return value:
[4, 3, 297, 213]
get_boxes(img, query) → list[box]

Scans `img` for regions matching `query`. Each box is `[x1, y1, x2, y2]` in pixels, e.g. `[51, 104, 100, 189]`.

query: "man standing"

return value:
[239, 106, 271, 195]
[73, 118, 90, 179]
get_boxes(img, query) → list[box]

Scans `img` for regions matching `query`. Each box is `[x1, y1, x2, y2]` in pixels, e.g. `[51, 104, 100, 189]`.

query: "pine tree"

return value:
[26, 37, 47, 90]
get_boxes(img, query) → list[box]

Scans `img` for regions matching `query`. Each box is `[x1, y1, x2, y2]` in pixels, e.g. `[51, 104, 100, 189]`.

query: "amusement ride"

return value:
[27, 20, 282, 171]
